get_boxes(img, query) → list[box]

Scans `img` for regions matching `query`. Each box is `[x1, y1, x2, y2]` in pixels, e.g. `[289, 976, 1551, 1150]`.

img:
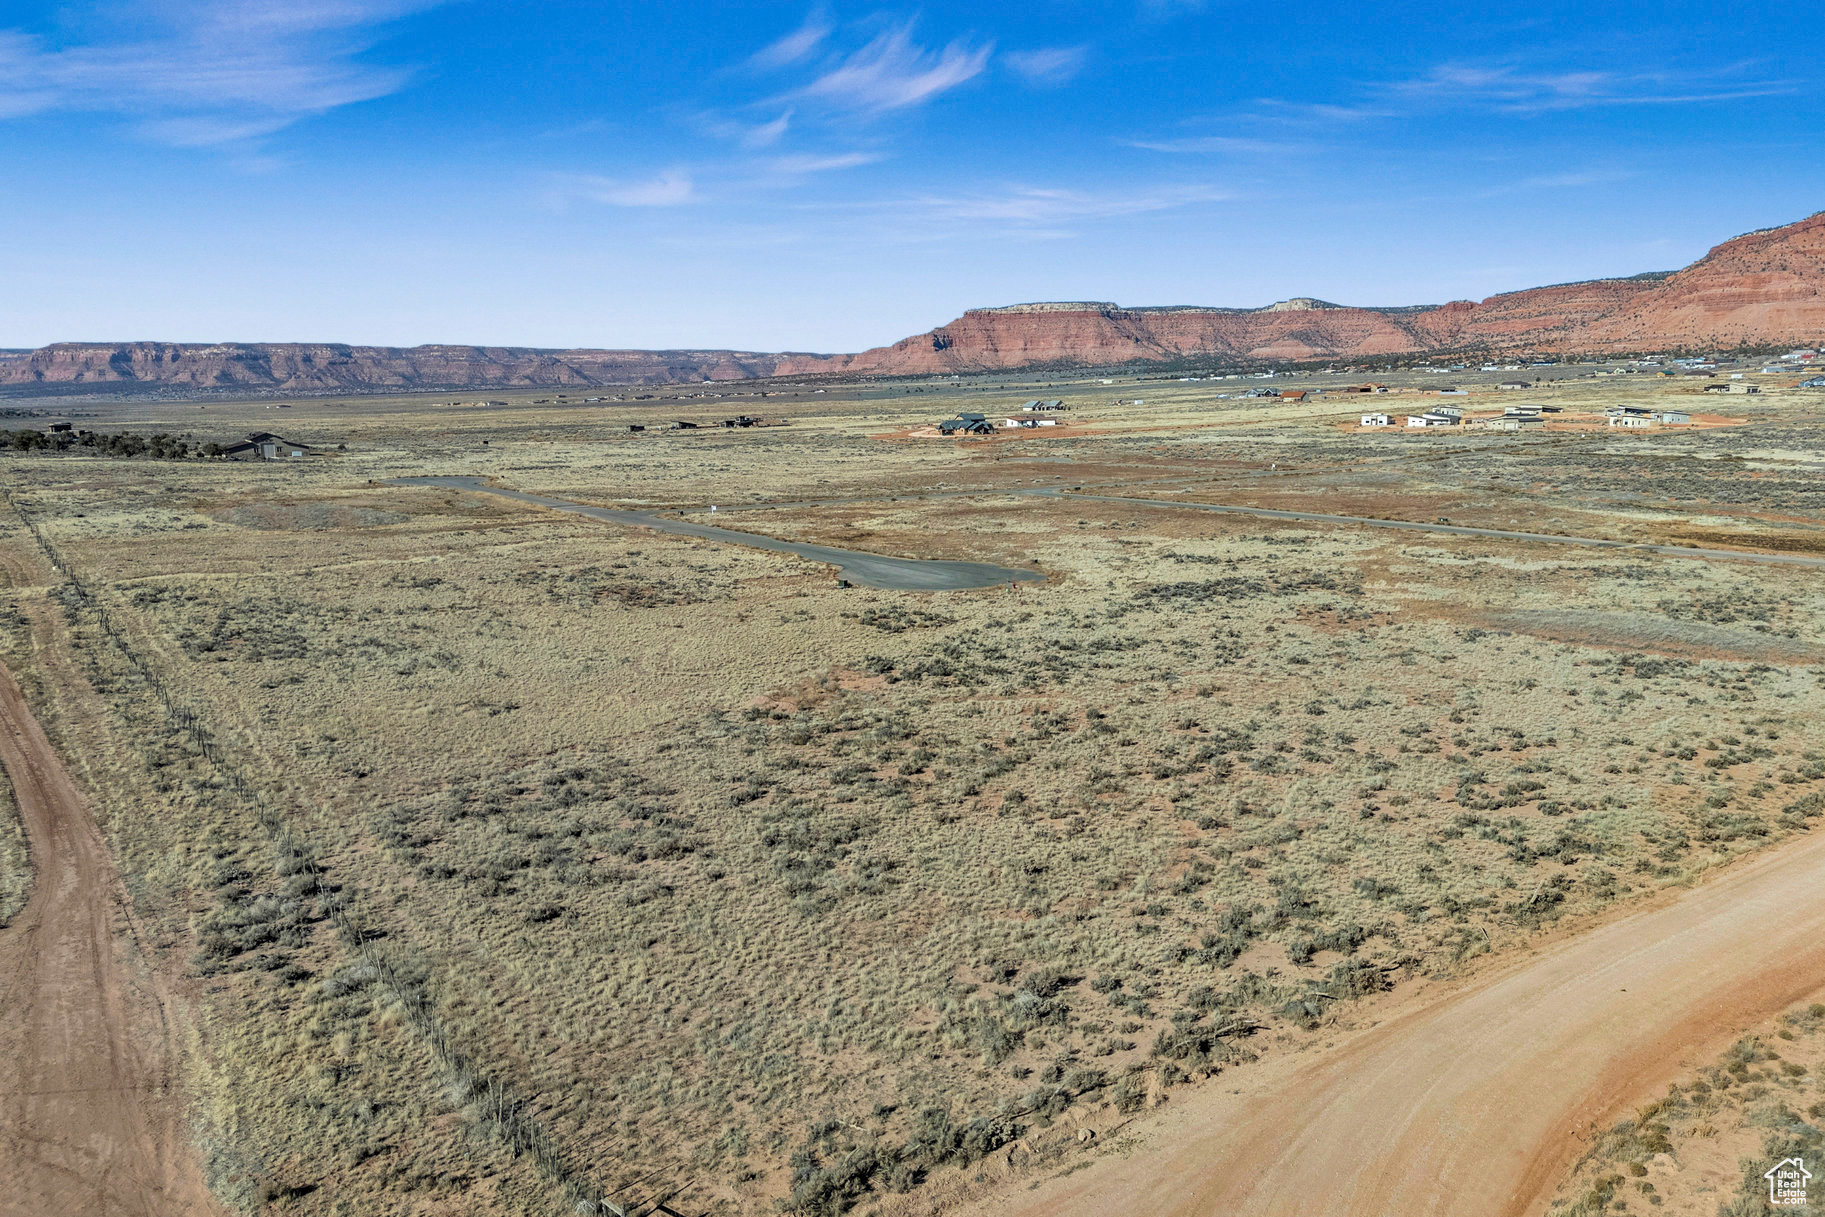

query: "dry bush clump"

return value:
[0, 767, 26, 927]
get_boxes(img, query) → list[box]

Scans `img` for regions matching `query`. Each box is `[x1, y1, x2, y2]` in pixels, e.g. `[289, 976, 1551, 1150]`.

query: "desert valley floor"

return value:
[1, 366, 1822, 1217]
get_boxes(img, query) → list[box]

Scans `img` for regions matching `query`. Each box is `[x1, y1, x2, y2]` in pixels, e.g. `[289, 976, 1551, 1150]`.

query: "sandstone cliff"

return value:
[5, 212, 1822, 392]
[0, 342, 817, 391]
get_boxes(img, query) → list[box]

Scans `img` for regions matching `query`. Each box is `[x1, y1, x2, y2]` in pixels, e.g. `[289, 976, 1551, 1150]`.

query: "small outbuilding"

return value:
[1360, 412, 1392, 426]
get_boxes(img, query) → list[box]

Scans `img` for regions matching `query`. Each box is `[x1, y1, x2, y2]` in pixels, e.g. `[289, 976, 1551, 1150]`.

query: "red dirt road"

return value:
[994, 829, 1825, 1217]
[0, 660, 220, 1217]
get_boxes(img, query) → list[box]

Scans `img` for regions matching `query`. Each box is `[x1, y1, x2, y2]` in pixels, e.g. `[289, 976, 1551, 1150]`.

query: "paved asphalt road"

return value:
[401, 477, 1825, 581]
[668, 484, 1825, 570]
[398, 477, 1044, 590]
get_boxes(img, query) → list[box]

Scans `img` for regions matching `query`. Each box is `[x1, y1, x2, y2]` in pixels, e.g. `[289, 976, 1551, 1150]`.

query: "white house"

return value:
[1361, 413, 1392, 426]
[1004, 417, 1058, 428]
[1406, 413, 1455, 427]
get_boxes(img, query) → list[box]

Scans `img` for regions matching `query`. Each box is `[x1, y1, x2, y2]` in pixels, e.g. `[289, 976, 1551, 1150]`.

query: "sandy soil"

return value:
[972, 827, 1825, 1217]
[0, 659, 220, 1217]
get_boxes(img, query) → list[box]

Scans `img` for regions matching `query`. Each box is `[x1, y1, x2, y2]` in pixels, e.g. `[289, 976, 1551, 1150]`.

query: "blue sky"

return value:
[0, 1, 1819, 351]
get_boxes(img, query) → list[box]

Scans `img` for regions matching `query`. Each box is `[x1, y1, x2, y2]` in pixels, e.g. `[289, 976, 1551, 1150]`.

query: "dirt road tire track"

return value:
[990, 826, 1825, 1217]
[0, 659, 221, 1217]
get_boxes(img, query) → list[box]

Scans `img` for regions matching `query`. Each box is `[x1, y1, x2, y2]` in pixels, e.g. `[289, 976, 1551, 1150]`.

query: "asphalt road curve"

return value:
[998, 827, 1825, 1217]
[400, 477, 1045, 590]
[0, 661, 221, 1217]
[1057, 491, 1825, 568]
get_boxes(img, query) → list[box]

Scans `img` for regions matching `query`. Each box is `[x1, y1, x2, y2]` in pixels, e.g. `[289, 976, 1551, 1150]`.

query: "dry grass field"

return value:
[2, 366, 1823, 1215]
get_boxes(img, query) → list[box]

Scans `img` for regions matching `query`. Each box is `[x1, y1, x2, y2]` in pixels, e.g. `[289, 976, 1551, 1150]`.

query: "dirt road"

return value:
[0, 660, 220, 1217]
[997, 828, 1825, 1217]
[1052, 491, 1825, 568]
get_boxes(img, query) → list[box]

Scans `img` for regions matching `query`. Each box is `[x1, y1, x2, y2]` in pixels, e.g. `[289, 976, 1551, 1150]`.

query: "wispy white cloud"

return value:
[1123, 134, 1299, 155]
[1513, 169, 1633, 189]
[910, 182, 1230, 228]
[1471, 168, 1637, 199]
[0, 0, 431, 147]
[796, 24, 991, 112]
[1004, 46, 1087, 86]
[1250, 99, 1398, 124]
[766, 151, 881, 175]
[751, 14, 831, 70]
[740, 111, 792, 149]
[1389, 62, 1793, 113]
[550, 169, 697, 208]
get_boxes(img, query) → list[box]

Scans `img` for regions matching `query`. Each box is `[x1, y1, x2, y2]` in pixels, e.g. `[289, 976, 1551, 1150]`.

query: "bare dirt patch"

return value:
[0, 659, 222, 1217]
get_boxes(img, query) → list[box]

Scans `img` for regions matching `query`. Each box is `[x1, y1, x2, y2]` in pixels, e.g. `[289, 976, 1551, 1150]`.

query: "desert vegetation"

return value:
[0, 766, 25, 927]
[1552, 1003, 1825, 1217]
[1, 370, 1821, 1215]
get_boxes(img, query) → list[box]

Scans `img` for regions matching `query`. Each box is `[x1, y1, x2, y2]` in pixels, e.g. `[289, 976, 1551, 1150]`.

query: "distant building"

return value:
[1608, 414, 1654, 428]
[1022, 399, 1066, 411]
[1430, 404, 1465, 420]
[49, 422, 72, 433]
[221, 432, 310, 460]
[1800, 376, 1825, 388]
[1005, 417, 1058, 428]
[938, 416, 994, 435]
[1498, 381, 1530, 390]
[1406, 413, 1456, 427]
[1279, 391, 1308, 402]
[1658, 410, 1691, 425]
[1727, 383, 1760, 394]
[1361, 412, 1392, 426]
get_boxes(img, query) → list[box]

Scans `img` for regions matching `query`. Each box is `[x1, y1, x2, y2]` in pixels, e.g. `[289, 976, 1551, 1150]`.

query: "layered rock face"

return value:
[818, 211, 1825, 374]
[0, 342, 815, 390]
[4, 212, 1822, 391]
